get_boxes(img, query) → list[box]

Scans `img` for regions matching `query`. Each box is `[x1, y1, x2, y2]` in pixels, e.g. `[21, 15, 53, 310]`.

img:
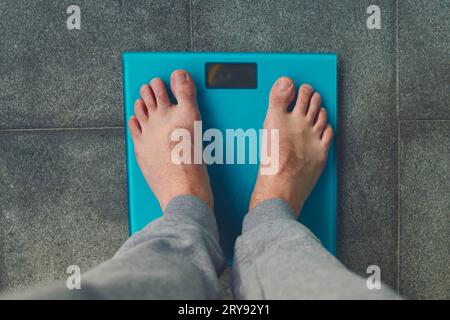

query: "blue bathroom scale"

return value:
[123, 52, 337, 260]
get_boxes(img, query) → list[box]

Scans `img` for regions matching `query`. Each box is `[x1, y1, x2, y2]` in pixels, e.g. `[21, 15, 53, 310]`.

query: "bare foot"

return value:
[128, 70, 213, 211]
[250, 77, 334, 217]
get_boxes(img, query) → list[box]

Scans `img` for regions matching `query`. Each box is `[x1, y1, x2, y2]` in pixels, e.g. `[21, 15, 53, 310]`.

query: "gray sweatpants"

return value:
[5, 196, 400, 299]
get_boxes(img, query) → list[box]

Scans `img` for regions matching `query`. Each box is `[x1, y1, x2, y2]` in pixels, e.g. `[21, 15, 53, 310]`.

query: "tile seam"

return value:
[189, 0, 194, 51]
[396, 0, 401, 295]
[0, 127, 124, 133]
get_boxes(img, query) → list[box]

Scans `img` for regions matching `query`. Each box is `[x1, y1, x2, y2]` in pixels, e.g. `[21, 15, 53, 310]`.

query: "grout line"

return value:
[189, 0, 194, 51]
[399, 119, 450, 122]
[0, 126, 124, 133]
[0, 119, 445, 134]
[395, 0, 401, 295]
[0, 119, 444, 134]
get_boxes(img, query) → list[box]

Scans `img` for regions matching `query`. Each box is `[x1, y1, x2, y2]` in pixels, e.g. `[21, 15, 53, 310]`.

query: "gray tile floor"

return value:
[0, 0, 448, 299]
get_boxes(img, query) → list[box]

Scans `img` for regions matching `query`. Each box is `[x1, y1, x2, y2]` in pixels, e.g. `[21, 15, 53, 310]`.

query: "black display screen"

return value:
[205, 63, 257, 89]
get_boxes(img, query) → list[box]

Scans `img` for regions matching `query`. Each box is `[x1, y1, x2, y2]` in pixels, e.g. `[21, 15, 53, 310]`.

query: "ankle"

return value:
[158, 181, 213, 212]
[250, 176, 303, 216]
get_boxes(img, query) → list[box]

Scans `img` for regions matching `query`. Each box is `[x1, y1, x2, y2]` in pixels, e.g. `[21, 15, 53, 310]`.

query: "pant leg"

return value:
[232, 198, 401, 300]
[3, 195, 226, 300]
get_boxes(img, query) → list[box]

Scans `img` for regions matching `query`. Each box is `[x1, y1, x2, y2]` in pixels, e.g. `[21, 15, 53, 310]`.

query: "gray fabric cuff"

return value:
[242, 198, 297, 233]
[164, 195, 219, 241]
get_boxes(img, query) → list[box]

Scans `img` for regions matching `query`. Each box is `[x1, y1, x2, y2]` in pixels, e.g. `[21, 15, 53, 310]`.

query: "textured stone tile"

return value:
[0, 129, 128, 293]
[399, 121, 450, 299]
[398, 0, 450, 120]
[0, 0, 190, 129]
[219, 267, 233, 300]
[193, 0, 399, 288]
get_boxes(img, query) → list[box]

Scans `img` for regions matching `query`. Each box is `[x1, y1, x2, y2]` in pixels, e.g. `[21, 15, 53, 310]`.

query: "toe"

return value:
[150, 78, 171, 108]
[294, 84, 313, 115]
[134, 98, 148, 123]
[321, 124, 334, 149]
[170, 70, 197, 107]
[314, 108, 328, 133]
[268, 77, 295, 112]
[306, 92, 321, 123]
[128, 116, 142, 142]
[140, 84, 156, 111]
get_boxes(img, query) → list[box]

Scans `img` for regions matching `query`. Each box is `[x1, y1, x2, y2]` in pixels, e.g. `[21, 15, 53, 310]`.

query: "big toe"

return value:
[170, 69, 197, 107]
[268, 77, 295, 112]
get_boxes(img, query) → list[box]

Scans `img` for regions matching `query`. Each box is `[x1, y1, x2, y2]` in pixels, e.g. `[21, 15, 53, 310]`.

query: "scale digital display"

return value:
[205, 63, 257, 89]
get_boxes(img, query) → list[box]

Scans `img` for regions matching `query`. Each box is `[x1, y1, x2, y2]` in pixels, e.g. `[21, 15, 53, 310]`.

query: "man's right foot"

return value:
[128, 70, 213, 211]
[250, 77, 334, 217]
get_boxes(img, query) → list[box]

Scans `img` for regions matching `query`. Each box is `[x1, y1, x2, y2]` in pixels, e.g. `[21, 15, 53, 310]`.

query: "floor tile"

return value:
[0, 129, 128, 292]
[0, 0, 191, 129]
[398, 0, 450, 120]
[219, 268, 233, 300]
[399, 120, 450, 299]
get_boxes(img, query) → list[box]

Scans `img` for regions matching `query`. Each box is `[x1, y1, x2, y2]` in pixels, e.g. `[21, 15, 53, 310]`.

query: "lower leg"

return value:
[4, 70, 225, 300]
[233, 78, 400, 299]
[100, 70, 226, 299]
[233, 198, 400, 299]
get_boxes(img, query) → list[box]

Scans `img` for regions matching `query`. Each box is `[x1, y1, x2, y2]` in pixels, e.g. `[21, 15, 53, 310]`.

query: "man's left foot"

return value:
[250, 77, 333, 216]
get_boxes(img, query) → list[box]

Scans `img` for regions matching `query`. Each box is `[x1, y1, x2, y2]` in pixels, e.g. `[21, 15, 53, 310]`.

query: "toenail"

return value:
[278, 78, 292, 90]
[302, 84, 313, 91]
[175, 72, 187, 84]
[150, 78, 159, 86]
